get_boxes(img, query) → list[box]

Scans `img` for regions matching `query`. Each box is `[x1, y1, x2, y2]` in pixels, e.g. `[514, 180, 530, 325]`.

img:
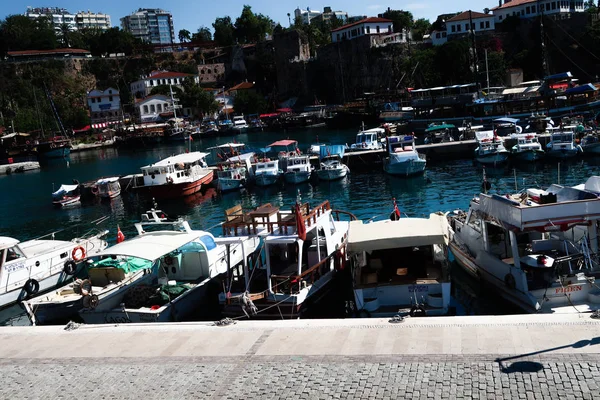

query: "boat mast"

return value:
[169, 85, 179, 129]
[468, 10, 479, 91]
[44, 83, 67, 137]
[32, 86, 45, 138]
[538, 0, 550, 77]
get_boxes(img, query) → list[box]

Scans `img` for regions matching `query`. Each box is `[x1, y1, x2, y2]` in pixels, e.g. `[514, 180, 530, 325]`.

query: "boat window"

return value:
[467, 211, 481, 232]
[257, 164, 264, 169]
[179, 241, 207, 253]
[198, 235, 217, 251]
[5, 247, 24, 262]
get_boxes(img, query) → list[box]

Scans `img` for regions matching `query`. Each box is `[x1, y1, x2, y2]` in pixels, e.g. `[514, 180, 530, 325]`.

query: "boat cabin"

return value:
[140, 152, 209, 186]
[387, 135, 416, 153]
[550, 131, 575, 144]
[351, 128, 384, 150]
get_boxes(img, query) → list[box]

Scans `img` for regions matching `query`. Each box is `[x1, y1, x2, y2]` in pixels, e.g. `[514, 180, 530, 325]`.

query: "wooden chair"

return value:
[222, 205, 253, 235]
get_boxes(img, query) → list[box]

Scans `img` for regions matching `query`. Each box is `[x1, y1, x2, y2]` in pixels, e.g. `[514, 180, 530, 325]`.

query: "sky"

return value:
[2, 1, 491, 34]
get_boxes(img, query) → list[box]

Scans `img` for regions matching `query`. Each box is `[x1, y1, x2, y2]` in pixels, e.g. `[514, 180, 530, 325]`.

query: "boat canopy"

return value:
[207, 143, 246, 150]
[96, 177, 119, 185]
[52, 184, 79, 196]
[1, 132, 31, 139]
[319, 145, 345, 159]
[544, 71, 573, 81]
[0, 237, 20, 250]
[475, 130, 497, 142]
[347, 214, 449, 254]
[565, 83, 597, 95]
[227, 152, 255, 162]
[425, 124, 455, 132]
[410, 83, 476, 93]
[94, 231, 205, 262]
[269, 140, 297, 147]
[494, 117, 519, 124]
[141, 152, 209, 169]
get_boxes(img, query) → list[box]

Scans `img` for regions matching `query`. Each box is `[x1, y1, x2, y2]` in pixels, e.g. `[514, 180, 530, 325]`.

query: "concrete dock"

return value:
[1, 314, 599, 399]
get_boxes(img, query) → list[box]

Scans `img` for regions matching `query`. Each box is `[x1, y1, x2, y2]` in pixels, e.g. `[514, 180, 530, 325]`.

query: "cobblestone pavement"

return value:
[2, 354, 600, 399]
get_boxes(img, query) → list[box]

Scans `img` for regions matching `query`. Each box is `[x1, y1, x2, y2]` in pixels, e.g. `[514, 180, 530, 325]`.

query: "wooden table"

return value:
[248, 205, 280, 233]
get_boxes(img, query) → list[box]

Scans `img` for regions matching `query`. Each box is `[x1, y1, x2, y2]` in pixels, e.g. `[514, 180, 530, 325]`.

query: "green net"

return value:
[92, 256, 154, 274]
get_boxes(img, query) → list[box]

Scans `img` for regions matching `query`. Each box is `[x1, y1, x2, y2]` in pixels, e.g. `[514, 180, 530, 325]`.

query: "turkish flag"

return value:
[117, 226, 125, 243]
[295, 203, 306, 241]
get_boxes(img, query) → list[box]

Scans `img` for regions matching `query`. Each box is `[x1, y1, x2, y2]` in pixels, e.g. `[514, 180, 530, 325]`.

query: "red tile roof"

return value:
[491, 0, 536, 11]
[331, 17, 393, 33]
[229, 82, 255, 91]
[148, 71, 194, 80]
[7, 48, 90, 56]
[447, 11, 492, 22]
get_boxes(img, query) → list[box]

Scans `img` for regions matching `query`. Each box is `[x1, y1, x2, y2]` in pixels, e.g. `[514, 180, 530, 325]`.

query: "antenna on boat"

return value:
[513, 168, 517, 192]
[482, 166, 491, 194]
[557, 162, 560, 185]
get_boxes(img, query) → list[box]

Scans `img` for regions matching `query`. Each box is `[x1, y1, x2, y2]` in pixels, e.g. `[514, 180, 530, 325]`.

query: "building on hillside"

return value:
[87, 88, 121, 124]
[135, 95, 171, 123]
[311, 6, 349, 24]
[130, 71, 199, 98]
[293, 7, 322, 24]
[492, 0, 586, 23]
[228, 82, 255, 96]
[330, 17, 394, 43]
[121, 8, 175, 49]
[446, 10, 495, 36]
[426, 30, 449, 46]
[198, 63, 226, 85]
[24, 7, 111, 32]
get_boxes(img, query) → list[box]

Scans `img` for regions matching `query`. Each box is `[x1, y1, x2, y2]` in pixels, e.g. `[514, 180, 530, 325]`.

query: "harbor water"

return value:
[1, 127, 599, 324]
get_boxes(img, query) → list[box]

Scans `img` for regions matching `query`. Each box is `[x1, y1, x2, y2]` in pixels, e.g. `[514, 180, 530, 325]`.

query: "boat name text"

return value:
[555, 285, 582, 294]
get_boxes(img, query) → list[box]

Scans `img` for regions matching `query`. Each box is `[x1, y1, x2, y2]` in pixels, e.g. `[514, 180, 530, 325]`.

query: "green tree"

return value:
[234, 5, 274, 44]
[178, 29, 191, 42]
[412, 18, 431, 42]
[380, 9, 414, 33]
[85, 28, 142, 56]
[192, 27, 212, 42]
[181, 79, 219, 116]
[0, 15, 58, 55]
[213, 16, 235, 46]
[233, 90, 267, 115]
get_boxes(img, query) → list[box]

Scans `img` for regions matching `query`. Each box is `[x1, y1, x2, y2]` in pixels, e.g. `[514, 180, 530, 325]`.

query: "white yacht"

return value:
[347, 213, 451, 317]
[0, 230, 108, 310]
[383, 135, 426, 176]
[546, 131, 582, 159]
[448, 179, 600, 314]
[317, 144, 349, 181]
[474, 131, 509, 165]
[220, 200, 355, 319]
[510, 133, 545, 162]
[231, 115, 249, 133]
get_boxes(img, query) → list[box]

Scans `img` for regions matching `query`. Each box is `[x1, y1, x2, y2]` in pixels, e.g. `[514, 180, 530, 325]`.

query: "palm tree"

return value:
[59, 22, 71, 48]
[178, 29, 191, 43]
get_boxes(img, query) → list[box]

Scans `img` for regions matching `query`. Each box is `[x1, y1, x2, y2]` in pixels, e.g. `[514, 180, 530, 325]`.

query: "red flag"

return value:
[393, 198, 401, 218]
[189, 134, 193, 141]
[117, 226, 125, 243]
[295, 203, 306, 241]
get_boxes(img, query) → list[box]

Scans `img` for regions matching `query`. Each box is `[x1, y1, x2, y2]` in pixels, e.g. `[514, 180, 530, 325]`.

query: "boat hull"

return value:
[582, 143, 600, 154]
[384, 159, 426, 176]
[0, 270, 77, 310]
[511, 150, 544, 162]
[284, 171, 311, 184]
[317, 167, 348, 181]
[218, 178, 245, 192]
[255, 173, 279, 187]
[546, 149, 579, 159]
[141, 172, 214, 199]
[475, 153, 509, 165]
[40, 147, 70, 159]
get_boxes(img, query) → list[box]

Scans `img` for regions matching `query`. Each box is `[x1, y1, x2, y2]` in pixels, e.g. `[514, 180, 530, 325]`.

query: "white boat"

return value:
[546, 131, 581, 159]
[580, 134, 600, 154]
[216, 152, 254, 192]
[207, 142, 247, 162]
[52, 184, 81, 207]
[383, 135, 426, 176]
[0, 230, 108, 310]
[254, 158, 281, 187]
[347, 213, 451, 317]
[76, 211, 260, 324]
[474, 131, 509, 165]
[231, 115, 249, 133]
[350, 127, 384, 151]
[448, 179, 600, 314]
[93, 177, 121, 199]
[317, 144, 349, 181]
[137, 152, 214, 199]
[510, 133, 545, 162]
[220, 201, 355, 319]
[284, 155, 313, 184]
[493, 117, 523, 137]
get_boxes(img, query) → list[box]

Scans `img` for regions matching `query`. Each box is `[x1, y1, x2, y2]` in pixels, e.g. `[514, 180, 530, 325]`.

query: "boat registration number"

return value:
[409, 285, 429, 293]
[555, 285, 582, 294]
[4, 261, 26, 273]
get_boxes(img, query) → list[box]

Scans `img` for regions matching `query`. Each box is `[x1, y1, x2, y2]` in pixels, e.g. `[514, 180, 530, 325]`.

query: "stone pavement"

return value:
[1, 314, 599, 399]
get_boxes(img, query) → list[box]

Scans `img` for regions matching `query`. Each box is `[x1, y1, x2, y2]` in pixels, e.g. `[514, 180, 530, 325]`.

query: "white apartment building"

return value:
[130, 71, 199, 98]
[25, 7, 111, 31]
[446, 11, 495, 36]
[87, 88, 121, 123]
[75, 11, 111, 30]
[331, 17, 394, 43]
[492, 0, 585, 23]
[294, 7, 322, 24]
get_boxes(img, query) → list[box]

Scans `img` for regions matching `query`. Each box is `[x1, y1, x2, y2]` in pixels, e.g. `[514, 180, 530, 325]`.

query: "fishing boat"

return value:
[383, 134, 426, 176]
[92, 177, 121, 199]
[218, 119, 233, 134]
[52, 184, 81, 207]
[231, 115, 249, 133]
[37, 136, 72, 158]
[200, 119, 219, 137]
[216, 153, 254, 192]
[77, 210, 260, 324]
[423, 123, 455, 144]
[136, 152, 213, 199]
[347, 212, 451, 317]
[580, 133, 600, 154]
[207, 142, 247, 163]
[254, 158, 281, 187]
[546, 131, 582, 159]
[284, 154, 313, 184]
[349, 127, 384, 151]
[474, 131, 509, 165]
[220, 200, 355, 319]
[510, 133, 545, 162]
[317, 145, 349, 181]
[493, 117, 523, 137]
[448, 178, 600, 314]
[0, 229, 108, 310]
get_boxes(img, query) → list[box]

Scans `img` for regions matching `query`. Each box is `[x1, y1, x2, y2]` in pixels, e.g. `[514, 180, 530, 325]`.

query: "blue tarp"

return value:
[565, 83, 598, 95]
[258, 147, 271, 154]
[320, 144, 345, 159]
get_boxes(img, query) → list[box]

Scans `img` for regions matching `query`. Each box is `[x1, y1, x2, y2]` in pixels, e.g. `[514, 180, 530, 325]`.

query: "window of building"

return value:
[457, 24, 461, 32]
[366, 26, 370, 34]
[157, 104, 162, 112]
[436, 33, 441, 38]
[91, 98, 95, 103]
[499, 15, 503, 20]
[143, 105, 149, 114]
[388, 25, 391, 32]
[526, 6, 531, 13]
[337, 33, 340, 41]
[532, 5, 536, 12]
[452, 25, 456, 33]
[108, 89, 112, 94]
[480, 22, 484, 29]
[109, 96, 113, 102]
[376, 26, 380, 33]
[465, 23, 469, 31]
[362, 26, 365, 34]
[552, 2, 557, 9]
[150, 104, 156, 113]
[486, 21, 490, 28]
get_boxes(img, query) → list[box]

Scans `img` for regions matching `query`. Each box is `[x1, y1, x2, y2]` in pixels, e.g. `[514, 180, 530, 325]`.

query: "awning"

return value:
[92, 121, 120, 129]
[347, 214, 449, 254]
[494, 117, 519, 124]
[565, 83, 597, 95]
[425, 124, 455, 132]
[52, 184, 79, 196]
[94, 231, 204, 262]
[269, 140, 297, 147]
[73, 125, 91, 133]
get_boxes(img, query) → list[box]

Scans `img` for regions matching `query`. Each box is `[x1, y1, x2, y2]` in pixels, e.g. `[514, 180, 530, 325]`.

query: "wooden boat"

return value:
[383, 135, 426, 176]
[93, 177, 121, 199]
[52, 184, 81, 207]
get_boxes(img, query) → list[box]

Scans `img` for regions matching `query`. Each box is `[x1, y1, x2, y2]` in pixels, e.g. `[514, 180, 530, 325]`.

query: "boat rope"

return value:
[64, 321, 81, 331]
[558, 276, 582, 314]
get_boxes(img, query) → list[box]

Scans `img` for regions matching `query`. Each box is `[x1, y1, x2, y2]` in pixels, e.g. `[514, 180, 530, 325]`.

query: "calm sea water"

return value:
[1, 127, 599, 324]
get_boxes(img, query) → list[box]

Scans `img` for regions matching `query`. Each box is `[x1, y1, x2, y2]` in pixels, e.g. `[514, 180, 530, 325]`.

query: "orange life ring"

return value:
[72, 246, 86, 261]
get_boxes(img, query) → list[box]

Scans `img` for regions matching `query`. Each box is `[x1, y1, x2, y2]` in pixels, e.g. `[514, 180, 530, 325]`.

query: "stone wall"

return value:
[274, 30, 311, 100]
